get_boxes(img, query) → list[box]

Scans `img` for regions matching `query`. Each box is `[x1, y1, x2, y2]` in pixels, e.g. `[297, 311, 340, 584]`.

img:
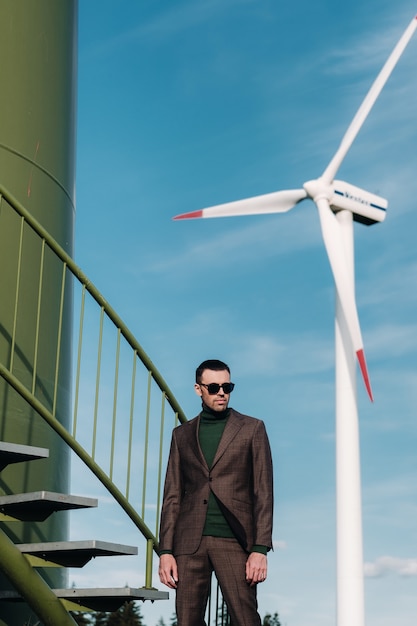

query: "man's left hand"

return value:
[246, 552, 267, 587]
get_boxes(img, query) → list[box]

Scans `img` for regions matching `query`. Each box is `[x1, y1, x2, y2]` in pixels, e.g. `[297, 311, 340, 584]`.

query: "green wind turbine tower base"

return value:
[0, 1, 77, 623]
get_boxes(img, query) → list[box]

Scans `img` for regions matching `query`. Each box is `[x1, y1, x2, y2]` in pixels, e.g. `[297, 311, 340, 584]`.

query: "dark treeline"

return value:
[72, 603, 282, 626]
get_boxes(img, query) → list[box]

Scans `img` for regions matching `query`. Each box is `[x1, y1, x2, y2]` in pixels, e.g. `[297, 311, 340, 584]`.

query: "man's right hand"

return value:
[158, 553, 178, 589]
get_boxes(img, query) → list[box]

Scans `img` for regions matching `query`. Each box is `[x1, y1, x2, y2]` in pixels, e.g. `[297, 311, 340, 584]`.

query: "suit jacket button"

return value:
[203, 499, 208, 504]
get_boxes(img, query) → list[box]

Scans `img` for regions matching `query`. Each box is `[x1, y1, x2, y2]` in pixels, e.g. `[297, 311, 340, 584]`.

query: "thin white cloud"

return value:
[84, 0, 258, 58]
[363, 471, 417, 504]
[229, 330, 334, 377]
[325, 15, 417, 77]
[359, 260, 417, 310]
[365, 323, 417, 358]
[364, 556, 417, 577]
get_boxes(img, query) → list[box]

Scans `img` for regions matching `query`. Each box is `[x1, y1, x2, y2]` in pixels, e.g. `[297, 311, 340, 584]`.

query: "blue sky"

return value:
[73, 1, 417, 624]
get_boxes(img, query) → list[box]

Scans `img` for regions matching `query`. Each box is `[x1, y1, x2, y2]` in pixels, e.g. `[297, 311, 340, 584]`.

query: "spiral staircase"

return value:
[0, 184, 189, 625]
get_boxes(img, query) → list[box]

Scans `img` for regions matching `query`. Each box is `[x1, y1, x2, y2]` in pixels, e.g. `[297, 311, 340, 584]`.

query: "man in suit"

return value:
[158, 359, 274, 625]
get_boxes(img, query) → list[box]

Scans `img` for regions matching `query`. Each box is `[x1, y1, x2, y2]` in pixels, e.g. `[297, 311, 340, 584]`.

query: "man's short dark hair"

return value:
[196, 359, 230, 383]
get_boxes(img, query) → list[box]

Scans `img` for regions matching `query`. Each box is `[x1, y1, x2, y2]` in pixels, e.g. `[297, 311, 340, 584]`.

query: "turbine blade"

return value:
[322, 15, 417, 183]
[173, 189, 307, 220]
[315, 197, 373, 400]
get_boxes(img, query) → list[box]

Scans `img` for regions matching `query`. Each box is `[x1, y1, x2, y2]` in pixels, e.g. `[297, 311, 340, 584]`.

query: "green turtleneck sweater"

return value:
[199, 405, 235, 538]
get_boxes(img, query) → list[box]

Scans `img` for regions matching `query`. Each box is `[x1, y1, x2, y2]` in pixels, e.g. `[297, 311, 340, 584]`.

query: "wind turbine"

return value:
[173, 16, 417, 626]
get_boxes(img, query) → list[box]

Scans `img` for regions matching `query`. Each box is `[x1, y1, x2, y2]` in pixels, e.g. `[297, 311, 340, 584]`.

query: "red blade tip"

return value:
[173, 210, 204, 221]
[356, 349, 374, 402]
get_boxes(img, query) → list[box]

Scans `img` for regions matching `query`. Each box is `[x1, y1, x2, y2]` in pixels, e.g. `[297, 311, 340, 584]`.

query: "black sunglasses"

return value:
[199, 382, 235, 395]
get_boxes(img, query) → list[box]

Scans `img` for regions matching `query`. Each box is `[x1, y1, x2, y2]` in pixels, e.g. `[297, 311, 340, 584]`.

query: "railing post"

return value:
[145, 538, 155, 589]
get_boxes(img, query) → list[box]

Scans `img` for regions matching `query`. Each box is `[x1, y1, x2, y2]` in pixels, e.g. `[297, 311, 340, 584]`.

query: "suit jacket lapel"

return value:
[211, 410, 242, 468]
[189, 415, 209, 469]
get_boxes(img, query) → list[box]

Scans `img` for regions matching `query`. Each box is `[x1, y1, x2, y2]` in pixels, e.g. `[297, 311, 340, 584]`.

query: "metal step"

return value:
[0, 441, 49, 471]
[0, 491, 98, 522]
[16, 539, 138, 567]
[0, 587, 169, 613]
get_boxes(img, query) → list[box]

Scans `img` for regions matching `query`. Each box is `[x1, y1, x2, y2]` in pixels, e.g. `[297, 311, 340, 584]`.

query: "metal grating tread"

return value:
[0, 491, 98, 522]
[0, 441, 49, 471]
[0, 587, 169, 612]
[16, 539, 138, 567]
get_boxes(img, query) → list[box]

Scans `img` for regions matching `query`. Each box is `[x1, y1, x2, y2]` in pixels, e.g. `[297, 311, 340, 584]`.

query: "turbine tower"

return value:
[173, 16, 417, 626]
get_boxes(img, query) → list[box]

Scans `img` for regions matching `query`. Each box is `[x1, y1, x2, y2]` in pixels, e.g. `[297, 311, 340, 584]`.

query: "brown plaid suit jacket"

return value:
[159, 408, 273, 555]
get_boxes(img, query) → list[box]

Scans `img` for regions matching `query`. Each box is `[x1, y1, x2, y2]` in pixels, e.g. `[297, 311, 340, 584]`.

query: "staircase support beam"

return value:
[0, 527, 76, 626]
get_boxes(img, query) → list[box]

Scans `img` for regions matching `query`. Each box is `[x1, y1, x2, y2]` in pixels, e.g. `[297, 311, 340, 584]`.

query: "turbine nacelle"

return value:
[304, 178, 388, 226]
[331, 180, 387, 225]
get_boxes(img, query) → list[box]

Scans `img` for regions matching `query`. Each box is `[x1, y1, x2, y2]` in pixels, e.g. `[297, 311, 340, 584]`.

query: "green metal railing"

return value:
[0, 183, 187, 589]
